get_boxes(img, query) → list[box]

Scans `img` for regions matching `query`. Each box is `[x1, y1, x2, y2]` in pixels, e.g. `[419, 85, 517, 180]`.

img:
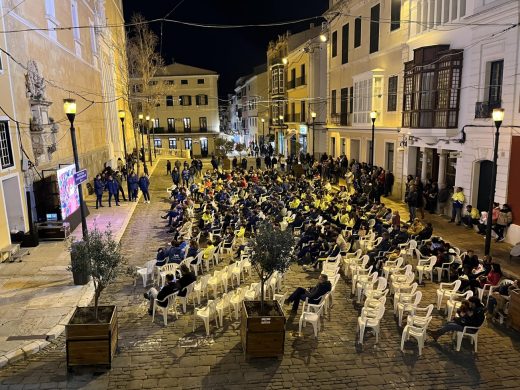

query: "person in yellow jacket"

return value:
[450, 187, 465, 225]
[289, 197, 301, 209]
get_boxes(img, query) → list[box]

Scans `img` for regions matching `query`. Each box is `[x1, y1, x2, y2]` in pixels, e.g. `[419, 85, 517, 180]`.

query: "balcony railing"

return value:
[330, 113, 349, 126]
[475, 101, 501, 119]
[285, 113, 302, 123]
[287, 76, 306, 90]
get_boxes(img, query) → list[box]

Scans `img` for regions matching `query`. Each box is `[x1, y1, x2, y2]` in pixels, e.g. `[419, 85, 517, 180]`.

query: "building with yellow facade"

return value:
[0, 0, 132, 251]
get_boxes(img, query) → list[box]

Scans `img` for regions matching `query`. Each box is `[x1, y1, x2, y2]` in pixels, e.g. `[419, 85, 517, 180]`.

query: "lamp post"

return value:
[63, 99, 88, 239]
[152, 118, 157, 159]
[118, 110, 128, 170]
[261, 118, 265, 145]
[138, 113, 147, 174]
[370, 111, 377, 168]
[145, 115, 152, 165]
[278, 114, 284, 155]
[484, 108, 505, 255]
[311, 111, 317, 158]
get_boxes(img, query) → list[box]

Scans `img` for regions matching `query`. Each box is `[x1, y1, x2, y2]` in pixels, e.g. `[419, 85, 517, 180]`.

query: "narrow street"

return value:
[0, 159, 519, 389]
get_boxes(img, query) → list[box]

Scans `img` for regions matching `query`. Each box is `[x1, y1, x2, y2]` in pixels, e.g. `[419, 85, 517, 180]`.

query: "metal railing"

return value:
[475, 101, 501, 119]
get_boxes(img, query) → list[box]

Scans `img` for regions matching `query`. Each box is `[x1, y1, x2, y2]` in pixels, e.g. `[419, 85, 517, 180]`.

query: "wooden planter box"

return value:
[66, 305, 118, 371]
[241, 300, 286, 359]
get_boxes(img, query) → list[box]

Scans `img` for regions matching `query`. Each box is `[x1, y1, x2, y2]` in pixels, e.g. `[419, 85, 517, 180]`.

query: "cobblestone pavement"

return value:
[1, 159, 520, 389]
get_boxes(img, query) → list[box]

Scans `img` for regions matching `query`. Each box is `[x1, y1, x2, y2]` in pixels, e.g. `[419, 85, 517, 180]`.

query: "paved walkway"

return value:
[1, 160, 520, 389]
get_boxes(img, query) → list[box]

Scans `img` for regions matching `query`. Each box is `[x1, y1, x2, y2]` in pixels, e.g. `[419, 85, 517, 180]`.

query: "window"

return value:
[71, 0, 80, 41]
[132, 84, 142, 93]
[179, 95, 192, 106]
[353, 78, 373, 124]
[331, 89, 337, 115]
[488, 60, 503, 107]
[154, 138, 162, 148]
[181, 79, 188, 85]
[168, 137, 177, 149]
[199, 117, 208, 131]
[387, 75, 398, 111]
[341, 23, 349, 64]
[167, 118, 175, 132]
[340, 87, 348, 125]
[271, 65, 285, 95]
[183, 117, 191, 132]
[89, 23, 97, 57]
[370, 4, 380, 54]
[349, 87, 354, 114]
[290, 68, 296, 89]
[164, 80, 174, 86]
[331, 31, 338, 57]
[402, 45, 463, 128]
[195, 94, 208, 105]
[391, 0, 401, 31]
[301, 101, 306, 123]
[197, 78, 205, 84]
[45, 0, 58, 40]
[0, 121, 14, 169]
[300, 64, 306, 85]
[166, 95, 174, 106]
[354, 17, 361, 48]
[184, 138, 192, 150]
[152, 118, 159, 128]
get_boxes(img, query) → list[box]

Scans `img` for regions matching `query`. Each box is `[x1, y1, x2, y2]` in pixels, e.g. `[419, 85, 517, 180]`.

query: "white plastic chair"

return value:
[343, 249, 363, 277]
[364, 277, 388, 301]
[230, 287, 247, 320]
[356, 272, 378, 304]
[299, 294, 328, 338]
[216, 293, 231, 327]
[454, 326, 481, 352]
[351, 263, 373, 295]
[273, 291, 289, 316]
[208, 270, 224, 298]
[136, 259, 156, 286]
[436, 280, 462, 310]
[357, 304, 385, 345]
[446, 290, 473, 321]
[158, 263, 180, 286]
[231, 259, 245, 287]
[189, 251, 204, 276]
[393, 282, 418, 313]
[390, 265, 414, 293]
[244, 283, 261, 301]
[194, 274, 210, 305]
[382, 257, 404, 279]
[401, 316, 432, 355]
[416, 256, 437, 284]
[406, 304, 434, 328]
[193, 299, 218, 336]
[152, 291, 179, 326]
[435, 256, 455, 282]
[176, 281, 196, 313]
[397, 291, 423, 327]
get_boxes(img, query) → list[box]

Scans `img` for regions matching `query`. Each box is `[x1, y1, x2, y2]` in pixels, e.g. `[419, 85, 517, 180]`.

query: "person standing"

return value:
[114, 172, 127, 202]
[94, 174, 105, 209]
[171, 167, 180, 188]
[406, 185, 418, 222]
[128, 171, 139, 202]
[450, 187, 465, 225]
[166, 160, 172, 176]
[139, 173, 151, 204]
[181, 166, 190, 188]
[106, 175, 120, 207]
[256, 155, 261, 170]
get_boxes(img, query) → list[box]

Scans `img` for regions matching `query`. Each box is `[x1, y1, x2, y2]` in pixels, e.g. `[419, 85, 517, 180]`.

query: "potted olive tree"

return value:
[66, 227, 126, 371]
[241, 222, 294, 359]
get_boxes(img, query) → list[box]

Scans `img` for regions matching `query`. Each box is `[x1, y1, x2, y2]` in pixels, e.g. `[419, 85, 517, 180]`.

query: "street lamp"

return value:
[484, 108, 505, 255]
[152, 118, 157, 159]
[145, 115, 152, 165]
[319, 33, 327, 42]
[282, 57, 288, 65]
[63, 99, 88, 239]
[311, 111, 317, 158]
[138, 113, 147, 174]
[118, 110, 128, 171]
[370, 111, 378, 168]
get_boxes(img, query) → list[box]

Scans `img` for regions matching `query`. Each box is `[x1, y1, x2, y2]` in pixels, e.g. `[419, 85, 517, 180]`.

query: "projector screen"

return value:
[57, 164, 80, 220]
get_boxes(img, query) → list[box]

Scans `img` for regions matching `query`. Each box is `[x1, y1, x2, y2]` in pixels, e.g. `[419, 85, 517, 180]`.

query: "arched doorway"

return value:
[477, 160, 493, 212]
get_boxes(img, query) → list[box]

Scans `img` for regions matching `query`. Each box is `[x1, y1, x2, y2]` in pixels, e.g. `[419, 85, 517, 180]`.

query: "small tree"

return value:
[235, 143, 246, 156]
[250, 222, 294, 313]
[69, 227, 126, 321]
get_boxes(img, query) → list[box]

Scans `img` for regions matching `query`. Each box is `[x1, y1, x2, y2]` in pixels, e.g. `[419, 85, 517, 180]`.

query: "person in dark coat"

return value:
[114, 172, 127, 202]
[232, 156, 238, 169]
[166, 160, 172, 175]
[241, 157, 248, 170]
[105, 175, 120, 207]
[287, 273, 332, 312]
[256, 156, 262, 169]
[139, 174, 150, 203]
[94, 174, 105, 209]
[143, 273, 176, 315]
[264, 155, 271, 169]
[384, 171, 394, 197]
[128, 172, 139, 201]
[171, 167, 180, 188]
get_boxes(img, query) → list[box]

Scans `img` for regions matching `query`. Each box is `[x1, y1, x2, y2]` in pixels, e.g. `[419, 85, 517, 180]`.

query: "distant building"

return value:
[130, 62, 220, 157]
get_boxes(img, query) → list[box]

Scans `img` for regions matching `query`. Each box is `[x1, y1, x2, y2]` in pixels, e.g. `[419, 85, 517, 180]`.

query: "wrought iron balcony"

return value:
[330, 113, 349, 126]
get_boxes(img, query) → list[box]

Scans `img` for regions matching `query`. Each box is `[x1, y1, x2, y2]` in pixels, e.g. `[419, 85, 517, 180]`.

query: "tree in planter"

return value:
[250, 222, 295, 313]
[235, 143, 247, 156]
[68, 226, 126, 321]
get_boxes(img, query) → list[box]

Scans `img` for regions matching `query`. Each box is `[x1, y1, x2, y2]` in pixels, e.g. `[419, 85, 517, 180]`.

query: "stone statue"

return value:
[25, 60, 46, 101]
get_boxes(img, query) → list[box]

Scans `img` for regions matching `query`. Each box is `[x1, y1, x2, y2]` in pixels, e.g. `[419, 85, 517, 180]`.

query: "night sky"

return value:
[123, 0, 328, 98]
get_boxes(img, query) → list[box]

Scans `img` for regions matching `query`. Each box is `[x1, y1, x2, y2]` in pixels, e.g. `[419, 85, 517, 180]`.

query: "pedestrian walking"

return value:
[139, 174, 151, 203]
[114, 172, 127, 201]
[171, 167, 180, 188]
[94, 174, 105, 209]
[181, 167, 190, 188]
